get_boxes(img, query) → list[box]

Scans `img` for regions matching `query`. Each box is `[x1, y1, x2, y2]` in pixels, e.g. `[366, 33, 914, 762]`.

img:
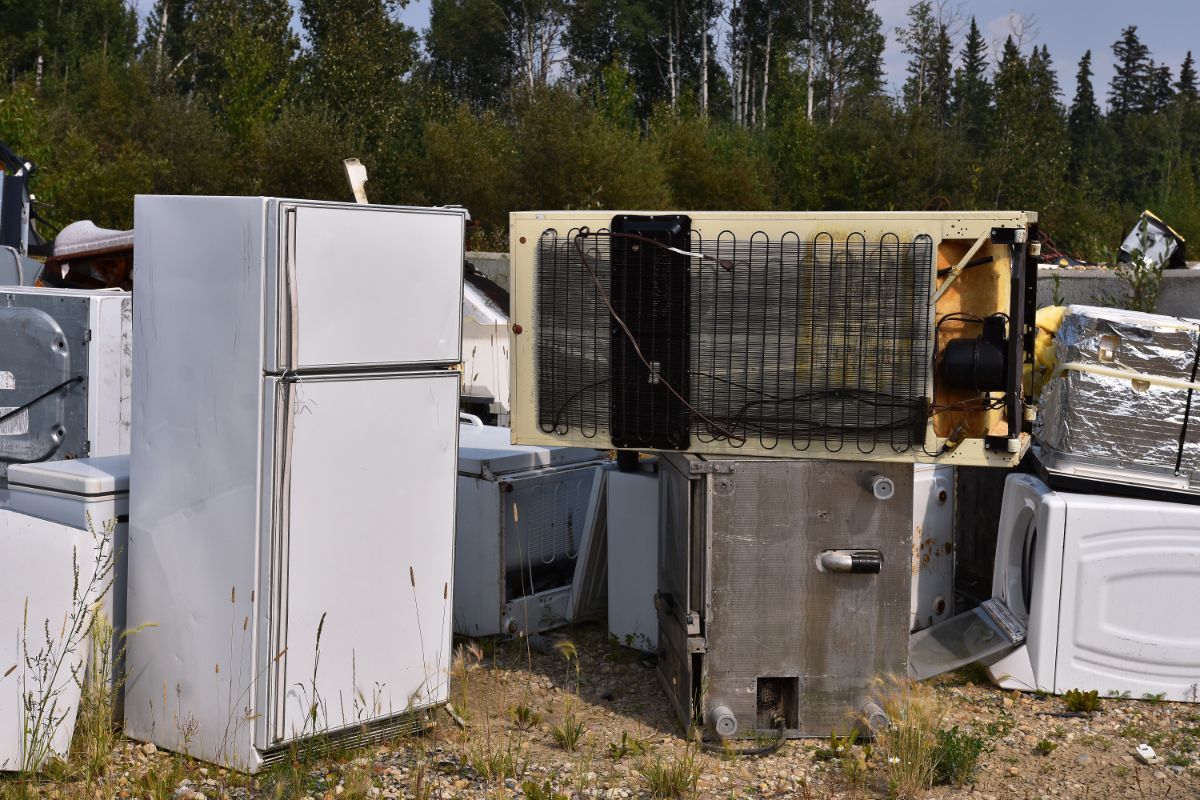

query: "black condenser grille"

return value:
[535, 224, 934, 453]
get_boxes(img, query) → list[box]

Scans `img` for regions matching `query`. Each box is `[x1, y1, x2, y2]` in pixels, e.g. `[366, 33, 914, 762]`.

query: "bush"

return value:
[932, 725, 989, 786]
[1063, 688, 1101, 713]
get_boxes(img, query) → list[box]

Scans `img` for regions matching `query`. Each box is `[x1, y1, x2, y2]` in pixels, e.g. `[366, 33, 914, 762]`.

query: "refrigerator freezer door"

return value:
[266, 371, 458, 745]
[273, 203, 464, 371]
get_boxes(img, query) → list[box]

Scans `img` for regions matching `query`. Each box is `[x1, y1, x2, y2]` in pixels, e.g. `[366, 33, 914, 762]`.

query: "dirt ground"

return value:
[7, 623, 1199, 800]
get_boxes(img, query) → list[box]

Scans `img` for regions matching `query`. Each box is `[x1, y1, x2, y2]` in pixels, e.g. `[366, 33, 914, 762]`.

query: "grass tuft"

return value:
[871, 677, 945, 799]
[637, 743, 703, 799]
[550, 710, 587, 751]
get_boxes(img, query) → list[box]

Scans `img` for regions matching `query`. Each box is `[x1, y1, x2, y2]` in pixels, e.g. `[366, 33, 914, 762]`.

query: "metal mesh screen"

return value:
[535, 228, 934, 453]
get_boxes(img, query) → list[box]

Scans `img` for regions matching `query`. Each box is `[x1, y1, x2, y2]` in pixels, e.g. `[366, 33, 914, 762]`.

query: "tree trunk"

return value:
[154, 1, 168, 81]
[700, 7, 708, 116]
[742, 58, 750, 126]
[806, 0, 813, 121]
[761, 11, 772, 128]
[827, 35, 835, 124]
[731, 52, 740, 124]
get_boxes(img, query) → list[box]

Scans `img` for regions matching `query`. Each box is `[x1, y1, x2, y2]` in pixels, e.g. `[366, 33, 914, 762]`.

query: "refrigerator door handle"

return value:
[278, 206, 299, 371]
[267, 378, 295, 744]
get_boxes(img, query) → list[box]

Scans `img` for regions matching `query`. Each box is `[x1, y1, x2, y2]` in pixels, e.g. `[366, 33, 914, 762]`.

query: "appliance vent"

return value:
[535, 224, 934, 454]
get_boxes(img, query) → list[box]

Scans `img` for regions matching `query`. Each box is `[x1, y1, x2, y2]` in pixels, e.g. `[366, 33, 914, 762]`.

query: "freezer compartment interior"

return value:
[657, 455, 913, 739]
[454, 423, 609, 637]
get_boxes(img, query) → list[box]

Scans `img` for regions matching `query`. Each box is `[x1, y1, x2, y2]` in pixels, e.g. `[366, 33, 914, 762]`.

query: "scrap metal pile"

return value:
[1, 156, 1198, 773]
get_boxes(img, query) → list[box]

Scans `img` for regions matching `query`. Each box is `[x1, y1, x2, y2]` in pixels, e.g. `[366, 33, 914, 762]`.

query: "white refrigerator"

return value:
[124, 196, 464, 771]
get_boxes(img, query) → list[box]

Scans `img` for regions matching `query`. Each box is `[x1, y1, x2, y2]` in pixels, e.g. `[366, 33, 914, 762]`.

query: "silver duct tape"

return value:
[1038, 306, 1200, 485]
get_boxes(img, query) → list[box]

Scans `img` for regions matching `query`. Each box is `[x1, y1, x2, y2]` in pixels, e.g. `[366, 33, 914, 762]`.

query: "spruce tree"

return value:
[1067, 50, 1099, 183]
[951, 17, 990, 143]
[1178, 51, 1198, 100]
[1110, 25, 1151, 115]
[1150, 62, 1174, 111]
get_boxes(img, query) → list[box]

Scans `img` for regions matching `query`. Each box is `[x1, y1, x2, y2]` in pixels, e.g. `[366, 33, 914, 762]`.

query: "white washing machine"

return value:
[986, 474, 1200, 701]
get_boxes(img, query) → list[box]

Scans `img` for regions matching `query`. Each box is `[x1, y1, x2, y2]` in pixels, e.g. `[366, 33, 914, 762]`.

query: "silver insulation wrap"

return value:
[1038, 305, 1200, 488]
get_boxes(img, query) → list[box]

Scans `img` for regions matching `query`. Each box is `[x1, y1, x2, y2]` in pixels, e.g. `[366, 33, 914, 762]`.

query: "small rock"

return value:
[1002, 697, 1014, 708]
[141, 742, 158, 756]
[1008, 767, 1020, 777]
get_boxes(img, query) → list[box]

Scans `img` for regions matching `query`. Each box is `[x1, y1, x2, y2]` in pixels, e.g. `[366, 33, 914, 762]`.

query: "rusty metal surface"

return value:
[656, 454, 913, 738]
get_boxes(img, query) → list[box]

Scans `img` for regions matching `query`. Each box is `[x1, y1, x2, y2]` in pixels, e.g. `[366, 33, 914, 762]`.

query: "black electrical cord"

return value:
[700, 719, 787, 757]
[0, 376, 83, 430]
[935, 255, 995, 278]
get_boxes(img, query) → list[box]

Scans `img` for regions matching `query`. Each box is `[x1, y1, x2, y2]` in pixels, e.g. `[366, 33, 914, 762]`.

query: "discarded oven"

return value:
[656, 454, 912, 739]
[0, 287, 131, 478]
[1038, 305, 1200, 500]
[454, 418, 609, 636]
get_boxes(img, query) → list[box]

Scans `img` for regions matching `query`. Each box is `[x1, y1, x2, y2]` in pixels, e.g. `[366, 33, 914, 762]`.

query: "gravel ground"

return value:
[7, 623, 1199, 800]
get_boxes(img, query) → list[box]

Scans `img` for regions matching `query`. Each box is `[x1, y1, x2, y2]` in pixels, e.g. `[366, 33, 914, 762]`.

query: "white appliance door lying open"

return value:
[265, 371, 458, 746]
[272, 203, 465, 371]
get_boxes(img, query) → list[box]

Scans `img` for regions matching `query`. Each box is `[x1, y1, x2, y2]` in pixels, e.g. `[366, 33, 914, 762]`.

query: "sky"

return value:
[130, 0, 1197, 111]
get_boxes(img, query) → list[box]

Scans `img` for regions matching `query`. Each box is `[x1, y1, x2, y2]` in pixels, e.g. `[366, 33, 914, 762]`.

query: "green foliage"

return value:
[521, 780, 569, 800]
[549, 711, 586, 751]
[609, 731, 649, 761]
[932, 726, 989, 786]
[1035, 738, 1058, 755]
[1063, 688, 1102, 713]
[637, 743, 703, 799]
[0, 0, 1197, 268]
[509, 702, 541, 731]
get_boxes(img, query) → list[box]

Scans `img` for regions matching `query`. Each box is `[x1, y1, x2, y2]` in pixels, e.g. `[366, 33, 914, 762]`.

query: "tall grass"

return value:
[870, 677, 945, 799]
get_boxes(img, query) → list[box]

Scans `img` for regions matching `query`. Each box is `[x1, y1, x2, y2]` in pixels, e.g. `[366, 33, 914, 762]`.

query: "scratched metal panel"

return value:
[703, 459, 913, 737]
[0, 295, 90, 476]
[657, 455, 697, 624]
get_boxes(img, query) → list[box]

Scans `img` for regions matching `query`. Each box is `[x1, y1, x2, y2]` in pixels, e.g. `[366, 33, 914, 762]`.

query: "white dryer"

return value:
[986, 474, 1200, 701]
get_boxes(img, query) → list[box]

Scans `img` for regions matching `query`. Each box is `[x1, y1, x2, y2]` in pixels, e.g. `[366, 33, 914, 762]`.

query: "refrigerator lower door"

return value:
[272, 203, 464, 371]
[264, 371, 458, 747]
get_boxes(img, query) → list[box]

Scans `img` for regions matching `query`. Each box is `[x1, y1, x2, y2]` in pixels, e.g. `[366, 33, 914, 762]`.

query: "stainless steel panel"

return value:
[657, 455, 912, 738]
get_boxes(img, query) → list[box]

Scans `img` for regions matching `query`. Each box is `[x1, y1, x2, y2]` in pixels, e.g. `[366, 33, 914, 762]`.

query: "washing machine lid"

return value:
[458, 423, 604, 477]
[6, 454, 130, 496]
